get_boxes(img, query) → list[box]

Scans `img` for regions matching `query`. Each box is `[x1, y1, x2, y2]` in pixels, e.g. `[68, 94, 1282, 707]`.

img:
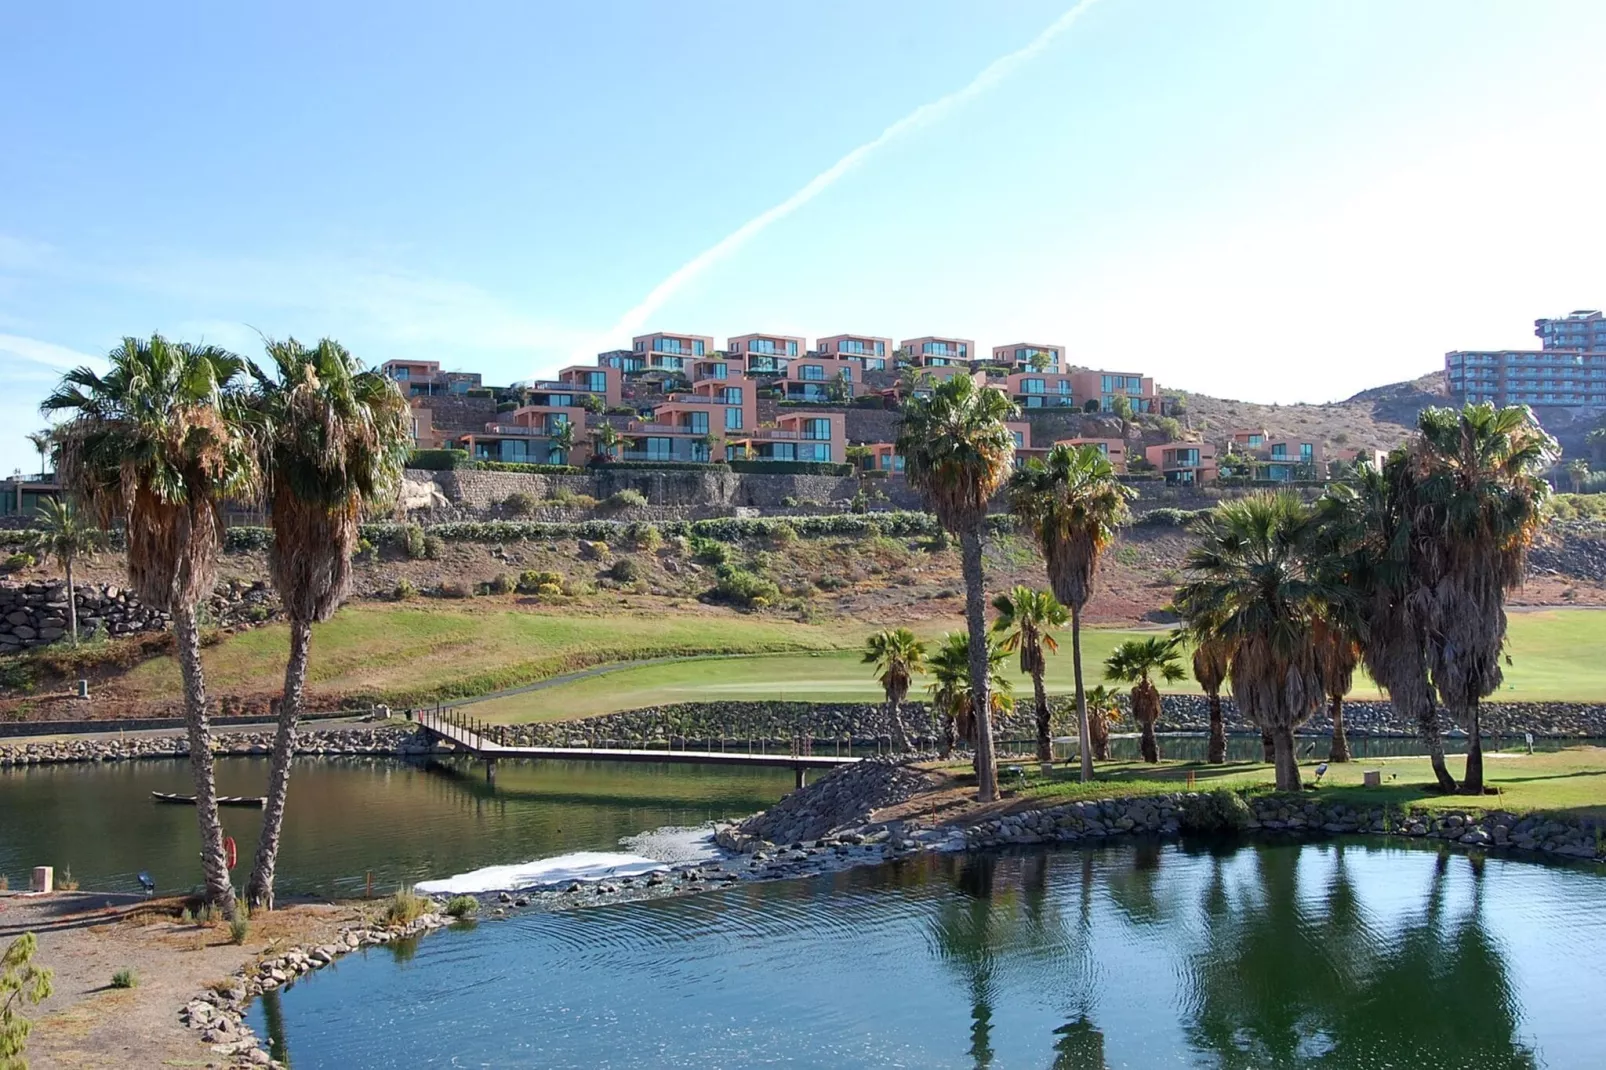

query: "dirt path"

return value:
[0, 893, 360, 1069]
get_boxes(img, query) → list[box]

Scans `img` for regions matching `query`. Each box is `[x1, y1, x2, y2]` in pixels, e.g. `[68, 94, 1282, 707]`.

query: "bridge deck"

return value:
[414, 709, 858, 770]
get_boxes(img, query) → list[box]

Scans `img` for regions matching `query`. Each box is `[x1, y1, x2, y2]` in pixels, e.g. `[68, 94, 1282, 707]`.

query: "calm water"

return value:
[0, 756, 792, 895]
[252, 840, 1605, 1069]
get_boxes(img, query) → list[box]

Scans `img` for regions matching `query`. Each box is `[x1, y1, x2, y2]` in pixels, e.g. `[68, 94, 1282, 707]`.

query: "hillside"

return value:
[1173, 370, 1450, 454]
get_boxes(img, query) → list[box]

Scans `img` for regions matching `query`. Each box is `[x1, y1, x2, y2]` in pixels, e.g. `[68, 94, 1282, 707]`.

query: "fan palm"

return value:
[589, 422, 622, 463]
[897, 374, 1015, 801]
[1409, 403, 1555, 793]
[43, 334, 260, 914]
[26, 429, 54, 481]
[1189, 635, 1231, 764]
[27, 499, 104, 647]
[862, 628, 927, 753]
[991, 586, 1067, 764]
[548, 419, 576, 464]
[926, 632, 1013, 762]
[1175, 493, 1334, 790]
[1103, 636, 1184, 763]
[243, 337, 410, 910]
[1313, 618, 1361, 762]
[1083, 683, 1120, 761]
[1007, 443, 1133, 781]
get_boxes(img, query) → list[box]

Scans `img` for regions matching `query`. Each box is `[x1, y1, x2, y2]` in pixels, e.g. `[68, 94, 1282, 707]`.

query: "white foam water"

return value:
[619, 824, 725, 865]
[415, 851, 667, 895]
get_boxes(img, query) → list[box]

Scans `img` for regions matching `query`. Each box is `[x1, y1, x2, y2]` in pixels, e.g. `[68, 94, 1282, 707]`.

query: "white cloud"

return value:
[0, 333, 102, 371]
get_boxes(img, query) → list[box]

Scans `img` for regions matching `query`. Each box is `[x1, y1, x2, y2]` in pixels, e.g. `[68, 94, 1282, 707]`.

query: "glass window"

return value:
[803, 418, 831, 440]
[646, 437, 672, 460]
[787, 340, 798, 356]
[1101, 375, 1114, 392]
[390, 367, 411, 380]
[800, 443, 829, 461]
[1013, 431, 1025, 448]
[1128, 377, 1141, 392]
[685, 411, 709, 435]
[1271, 444, 1287, 459]
[875, 341, 885, 356]
[694, 340, 705, 356]
[1023, 378, 1045, 394]
[722, 387, 743, 405]
[1300, 443, 1313, 462]
[801, 364, 825, 381]
[725, 407, 743, 430]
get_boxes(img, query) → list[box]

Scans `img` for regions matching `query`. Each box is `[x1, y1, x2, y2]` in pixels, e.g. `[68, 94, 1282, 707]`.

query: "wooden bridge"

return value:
[413, 708, 860, 788]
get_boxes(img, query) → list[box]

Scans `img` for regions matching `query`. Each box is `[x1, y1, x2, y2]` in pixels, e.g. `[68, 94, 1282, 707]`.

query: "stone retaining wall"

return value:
[0, 579, 279, 652]
[0, 724, 418, 767]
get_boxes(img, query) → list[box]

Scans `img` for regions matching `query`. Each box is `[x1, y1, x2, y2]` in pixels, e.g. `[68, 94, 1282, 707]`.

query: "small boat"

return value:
[151, 791, 266, 808]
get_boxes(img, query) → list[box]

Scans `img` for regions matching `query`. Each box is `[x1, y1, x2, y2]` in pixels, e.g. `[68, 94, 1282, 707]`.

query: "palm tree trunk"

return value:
[941, 710, 957, 759]
[247, 616, 312, 910]
[173, 605, 236, 916]
[1419, 692, 1457, 793]
[1461, 698, 1485, 795]
[1032, 667, 1051, 766]
[1328, 693, 1351, 762]
[960, 529, 997, 802]
[1260, 729, 1275, 764]
[1137, 682, 1159, 763]
[1071, 603, 1093, 781]
[1206, 688, 1225, 764]
[65, 556, 78, 648]
[1271, 723, 1302, 791]
[887, 695, 910, 754]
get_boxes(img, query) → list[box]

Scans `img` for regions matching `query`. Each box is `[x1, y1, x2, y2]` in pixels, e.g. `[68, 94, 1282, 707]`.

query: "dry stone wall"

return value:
[0, 579, 276, 652]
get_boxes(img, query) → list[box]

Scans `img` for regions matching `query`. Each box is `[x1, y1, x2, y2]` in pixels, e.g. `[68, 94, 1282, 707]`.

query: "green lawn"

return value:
[474, 609, 1606, 723]
[1008, 746, 1606, 820]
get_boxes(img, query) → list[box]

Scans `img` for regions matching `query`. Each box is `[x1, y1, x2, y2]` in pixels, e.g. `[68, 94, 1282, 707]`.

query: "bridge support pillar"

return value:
[795, 767, 806, 791]
[485, 758, 497, 786]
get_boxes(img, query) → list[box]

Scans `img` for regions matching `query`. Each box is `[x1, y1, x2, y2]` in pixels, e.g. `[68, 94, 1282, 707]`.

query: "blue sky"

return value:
[4, 0, 1605, 474]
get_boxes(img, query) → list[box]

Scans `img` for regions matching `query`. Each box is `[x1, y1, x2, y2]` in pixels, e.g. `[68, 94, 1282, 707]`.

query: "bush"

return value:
[625, 521, 662, 551]
[486, 573, 516, 595]
[712, 565, 781, 608]
[535, 582, 563, 598]
[471, 461, 582, 475]
[1179, 790, 1253, 835]
[408, 449, 471, 471]
[1135, 507, 1210, 528]
[593, 460, 723, 472]
[608, 557, 643, 583]
[228, 913, 250, 945]
[444, 895, 478, 918]
[779, 495, 799, 508]
[224, 527, 273, 551]
[600, 488, 649, 511]
[545, 486, 598, 509]
[496, 400, 518, 413]
[423, 534, 445, 560]
[727, 460, 852, 476]
[403, 524, 427, 560]
[110, 968, 138, 988]
[1, 552, 35, 572]
[768, 521, 798, 547]
[689, 535, 730, 566]
[518, 569, 562, 592]
[503, 491, 537, 517]
[383, 888, 430, 927]
[437, 581, 471, 599]
[394, 579, 418, 601]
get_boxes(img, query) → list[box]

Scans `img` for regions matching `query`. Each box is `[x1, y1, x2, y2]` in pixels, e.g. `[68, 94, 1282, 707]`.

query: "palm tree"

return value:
[1190, 635, 1231, 764]
[1564, 458, 1589, 493]
[27, 499, 103, 647]
[897, 374, 1016, 801]
[548, 419, 576, 465]
[1410, 403, 1555, 793]
[862, 628, 927, 753]
[25, 429, 54, 481]
[1007, 443, 1134, 782]
[990, 586, 1066, 764]
[926, 632, 1012, 762]
[1083, 683, 1120, 761]
[589, 422, 622, 463]
[1103, 636, 1183, 763]
[1314, 618, 1360, 762]
[1175, 493, 1333, 790]
[242, 338, 410, 910]
[43, 334, 259, 914]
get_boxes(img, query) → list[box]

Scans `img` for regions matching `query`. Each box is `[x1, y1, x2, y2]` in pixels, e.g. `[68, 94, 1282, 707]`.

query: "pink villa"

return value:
[900, 336, 975, 367]
[1333, 446, 1388, 470]
[628, 331, 715, 374]
[731, 411, 846, 464]
[816, 334, 893, 372]
[1071, 369, 1159, 413]
[457, 406, 588, 466]
[1006, 421, 1048, 467]
[380, 359, 482, 397]
[728, 332, 805, 375]
[689, 355, 737, 384]
[779, 356, 860, 402]
[1228, 427, 1270, 450]
[1144, 441, 1218, 485]
[1004, 370, 1078, 409]
[992, 342, 1064, 373]
[1056, 437, 1128, 472]
[864, 442, 905, 475]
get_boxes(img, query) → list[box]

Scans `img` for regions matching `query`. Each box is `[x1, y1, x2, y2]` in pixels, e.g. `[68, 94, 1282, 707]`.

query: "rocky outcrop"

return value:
[0, 578, 277, 652]
[731, 758, 934, 847]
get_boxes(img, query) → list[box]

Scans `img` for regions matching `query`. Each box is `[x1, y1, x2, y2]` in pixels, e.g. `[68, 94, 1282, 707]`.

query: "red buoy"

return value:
[225, 835, 238, 870]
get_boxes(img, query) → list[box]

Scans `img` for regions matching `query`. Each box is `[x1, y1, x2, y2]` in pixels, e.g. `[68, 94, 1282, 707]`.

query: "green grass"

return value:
[1005, 746, 1606, 820]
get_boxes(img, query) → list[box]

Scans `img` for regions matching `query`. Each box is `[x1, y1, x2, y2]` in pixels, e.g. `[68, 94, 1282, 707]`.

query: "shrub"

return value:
[689, 535, 730, 566]
[444, 895, 478, 918]
[57, 866, 78, 891]
[486, 573, 516, 595]
[780, 495, 799, 508]
[438, 581, 471, 599]
[471, 461, 582, 475]
[503, 491, 537, 517]
[228, 914, 250, 945]
[608, 557, 643, 583]
[423, 534, 445, 560]
[403, 524, 427, 560]
[496, 400, 518, 413]
[712, 565, 780, 608]
[1, 552, 35, 572]
[1134, 507, 1210, 528]
[625, 522, 662, 551]
[593, 460, 720, 472]
[518, 569, 562, 592]
[545, 486, 597, 509]
[110, 968, 138, 989]
[383, 888, 430, 927]
[407, 449, 471, 470]
[850, 489, 869, 514]
[1179, 790, 1253, 835]
[394, 579, 418, 601]
[727, 460, 852, 476]
[600, 488, 648, 511]
[535, 582, 563, 598]
[768, 521, 798, 547]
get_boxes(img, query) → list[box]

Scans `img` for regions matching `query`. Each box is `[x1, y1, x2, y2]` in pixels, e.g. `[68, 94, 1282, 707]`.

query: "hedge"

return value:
[726, 460, 853, 476]
[1132, 507, 1211, 528]
[592, 461, 728, 473]
[407, 449, 471, 471]
[470, 461, 583, 475]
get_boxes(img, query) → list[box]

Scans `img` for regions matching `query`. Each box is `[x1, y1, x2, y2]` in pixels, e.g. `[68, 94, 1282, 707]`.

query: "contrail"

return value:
[575, 0, 1104, 358]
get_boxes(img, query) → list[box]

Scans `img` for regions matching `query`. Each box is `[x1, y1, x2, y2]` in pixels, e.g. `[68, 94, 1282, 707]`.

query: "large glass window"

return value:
[684, 411, 709, 435]
[645, 437, 672, 461]
[799, 443, 829, 461]
[694, 340, 704, 356]
[390, 367, 411, 380]
[1270, 444, 1287, 459]
[875, 341, 886, 356]
[803, 418, 831, 440]
[1127, 376, 1141, 392]
[787, 341, 798, 356]
[801, 364, 825, 381]
[1022, 378, 1045, 394]
[722, 387, 743, 405]
[1300, 443, 1313, 462]
[725, 407, 743, 430]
